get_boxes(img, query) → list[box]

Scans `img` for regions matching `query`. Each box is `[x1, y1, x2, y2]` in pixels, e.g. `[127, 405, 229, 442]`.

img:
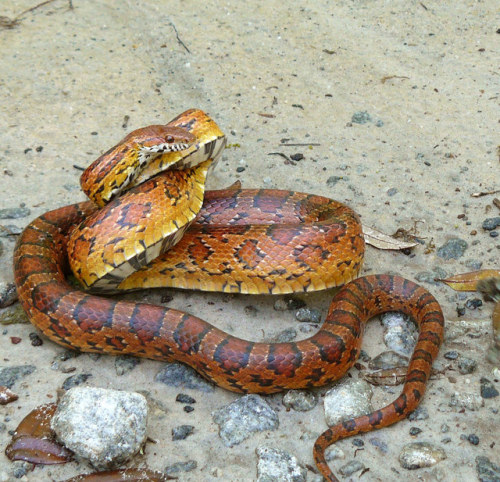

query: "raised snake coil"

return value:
[13, 109, 444, 481]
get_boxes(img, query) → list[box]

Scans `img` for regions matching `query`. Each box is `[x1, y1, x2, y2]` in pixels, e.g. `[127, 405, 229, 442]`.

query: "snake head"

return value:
[81, 126, 195, 207]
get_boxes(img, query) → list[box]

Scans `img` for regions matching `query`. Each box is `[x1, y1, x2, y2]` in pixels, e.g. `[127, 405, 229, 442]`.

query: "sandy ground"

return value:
[0, 1, 498, 481]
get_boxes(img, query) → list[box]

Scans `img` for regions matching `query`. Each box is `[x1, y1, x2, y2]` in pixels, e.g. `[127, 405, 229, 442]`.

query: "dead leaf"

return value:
[437, 270, 500, 292]
[363, 225, 418, 250]
[5, 403, 72, 464]
[63, 468, 175, 481]
[0, 386, 18, 405]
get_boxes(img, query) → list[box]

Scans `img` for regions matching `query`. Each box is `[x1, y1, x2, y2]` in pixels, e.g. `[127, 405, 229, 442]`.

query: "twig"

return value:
[168, 21, 190, 53]
[280, 142, 321, 147]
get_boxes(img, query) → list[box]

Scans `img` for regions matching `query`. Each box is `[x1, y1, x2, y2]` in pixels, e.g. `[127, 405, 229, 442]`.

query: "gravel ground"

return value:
[0, 1, 498, 481]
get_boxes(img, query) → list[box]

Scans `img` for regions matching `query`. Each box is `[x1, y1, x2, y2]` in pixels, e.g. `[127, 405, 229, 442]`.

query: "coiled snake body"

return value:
[13, 110, 444, 481]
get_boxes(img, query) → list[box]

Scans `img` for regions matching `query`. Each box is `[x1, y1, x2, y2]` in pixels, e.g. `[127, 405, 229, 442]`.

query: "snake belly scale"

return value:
[13, 109, 444, 481]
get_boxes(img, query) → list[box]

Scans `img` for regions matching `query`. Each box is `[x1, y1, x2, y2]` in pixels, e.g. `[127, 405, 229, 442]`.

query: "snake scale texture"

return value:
[13, 109, 444, 481]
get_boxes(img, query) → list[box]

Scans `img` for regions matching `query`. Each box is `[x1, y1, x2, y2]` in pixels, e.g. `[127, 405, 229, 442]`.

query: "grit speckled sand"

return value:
[0, 1, 498, 481]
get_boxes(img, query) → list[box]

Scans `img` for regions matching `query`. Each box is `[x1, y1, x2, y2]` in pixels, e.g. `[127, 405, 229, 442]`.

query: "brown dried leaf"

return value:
[437, 270, 500, 292]
[63, 468, 175, 481]
[0, 385, 18, 405]
[363, 225, 418, 251]
[360, 367, 408, 386]
[5, 403, 72, 464]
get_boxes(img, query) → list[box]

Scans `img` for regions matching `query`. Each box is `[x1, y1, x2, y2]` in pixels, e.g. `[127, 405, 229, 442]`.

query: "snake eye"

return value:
[165, 135, 175, 143]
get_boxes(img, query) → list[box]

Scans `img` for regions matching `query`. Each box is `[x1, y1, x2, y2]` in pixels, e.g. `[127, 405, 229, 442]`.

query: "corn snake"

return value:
[13, 109, 444, 481]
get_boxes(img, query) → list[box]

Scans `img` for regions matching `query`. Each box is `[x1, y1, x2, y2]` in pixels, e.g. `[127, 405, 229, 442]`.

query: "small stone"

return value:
[256, 446, 307, 482]
[172, 424, 194, 441]
[408, 406, 429, 421]
[476, 455, 500, 481]
[183, 405, 194, 413]
[212, 395, 279, 447]
[415, 267, 447, 285]
[399, 442, 446, 470]
[324, 378, 373, 426]
[480, 378, 499, 399]
[115, 356, 140, 376]
[236, 166, 246, 172]
[410, 427, 422, 436]
[244, 305, 258, 317]
[62, 373, 92, 390]
[444, 351, 459, 360]
[326, 175, 344, 187]
[369, 437, 388, 453]
[282, 390, 317, 411]
[339, 460, 365, 476]
[51, 387, 148, 469]
[457, 356, 477, 374]
[274, 328, 297, 342]
[352, 438, 364, 447]
[482, 217, 500, 230]
[441, 424, 449, 433]
[0, 207, 31, 219]
[155, 363, 214, 392]
[449, 392, 484, 411]
[295, 307, 321, 324]
[0, 282, 18, 308]
[436, 238, 468, 260]
[290, 153, 304, 161]
[176, 393, 196, 404]
[325, 445, 345, 461]
[28, 333, 43, 347]
[467, 434, 480, 445]
[351, 111, 372, 124]
[165, 460, 197, 476]
[387, 188, 398, 196]
[465, 298, 483, 309]
[0, 365, 35, 389]
[381, 312, 417, 357]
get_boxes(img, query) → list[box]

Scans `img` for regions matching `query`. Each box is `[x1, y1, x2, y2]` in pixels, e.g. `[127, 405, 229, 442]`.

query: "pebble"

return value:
[155, 362, 214, 392]
[465, 259, 483, 270]
[465, 298, 483, 309]
[115, 355, 140, 376]
[172, 424, 194, 440]
[408, 406, 429, 421]
[0, 305, 29, 325]
[28, 332, 43, 346]
[274, 327, 297, 342]
[436, 238, 468, 260]
[480, 377, 499, 399]
[415, 267, 447, 285]
[441, 424, 450, 433]
[352, 438, 364, 447]
[387, 187, 398, 196]
[0, 225, 22, 237]
[398, 442, 446, 470]
[273, 296, 306, 311]
[326, 175, 344, 187]
[51, 387, 148, 469]
[325, 445, 345, 461]
[369, 437, 388, 453]
[0, 206, 31, 219]
[381, 312, 417, 357]
[369, 350, 409, 370]
[295, 307, 321, 324]
[323, 378, 373, 426]
[482, 217, 500, 230]
[256, 446, 307, 482]
[0, 365, 35, 388]
[339, 460, 365, 476]
[351, 111, 372, 124]
[457, 356, 477, 374]
[62, 373, 92, 390]
[183, 405, 194, 413]
[467, 433, 480, 445]
[282, 390, 317, 411]
[409, 427, 422, 436]
[444, 350, 459, 360]
[212, 394, 279, 446]
[0, 282, 17, 308]
[165, 460, 197, 476]
[476, 455, 500, 481]
[449, 392, 484, 411]
[176, 393, 196, 404]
